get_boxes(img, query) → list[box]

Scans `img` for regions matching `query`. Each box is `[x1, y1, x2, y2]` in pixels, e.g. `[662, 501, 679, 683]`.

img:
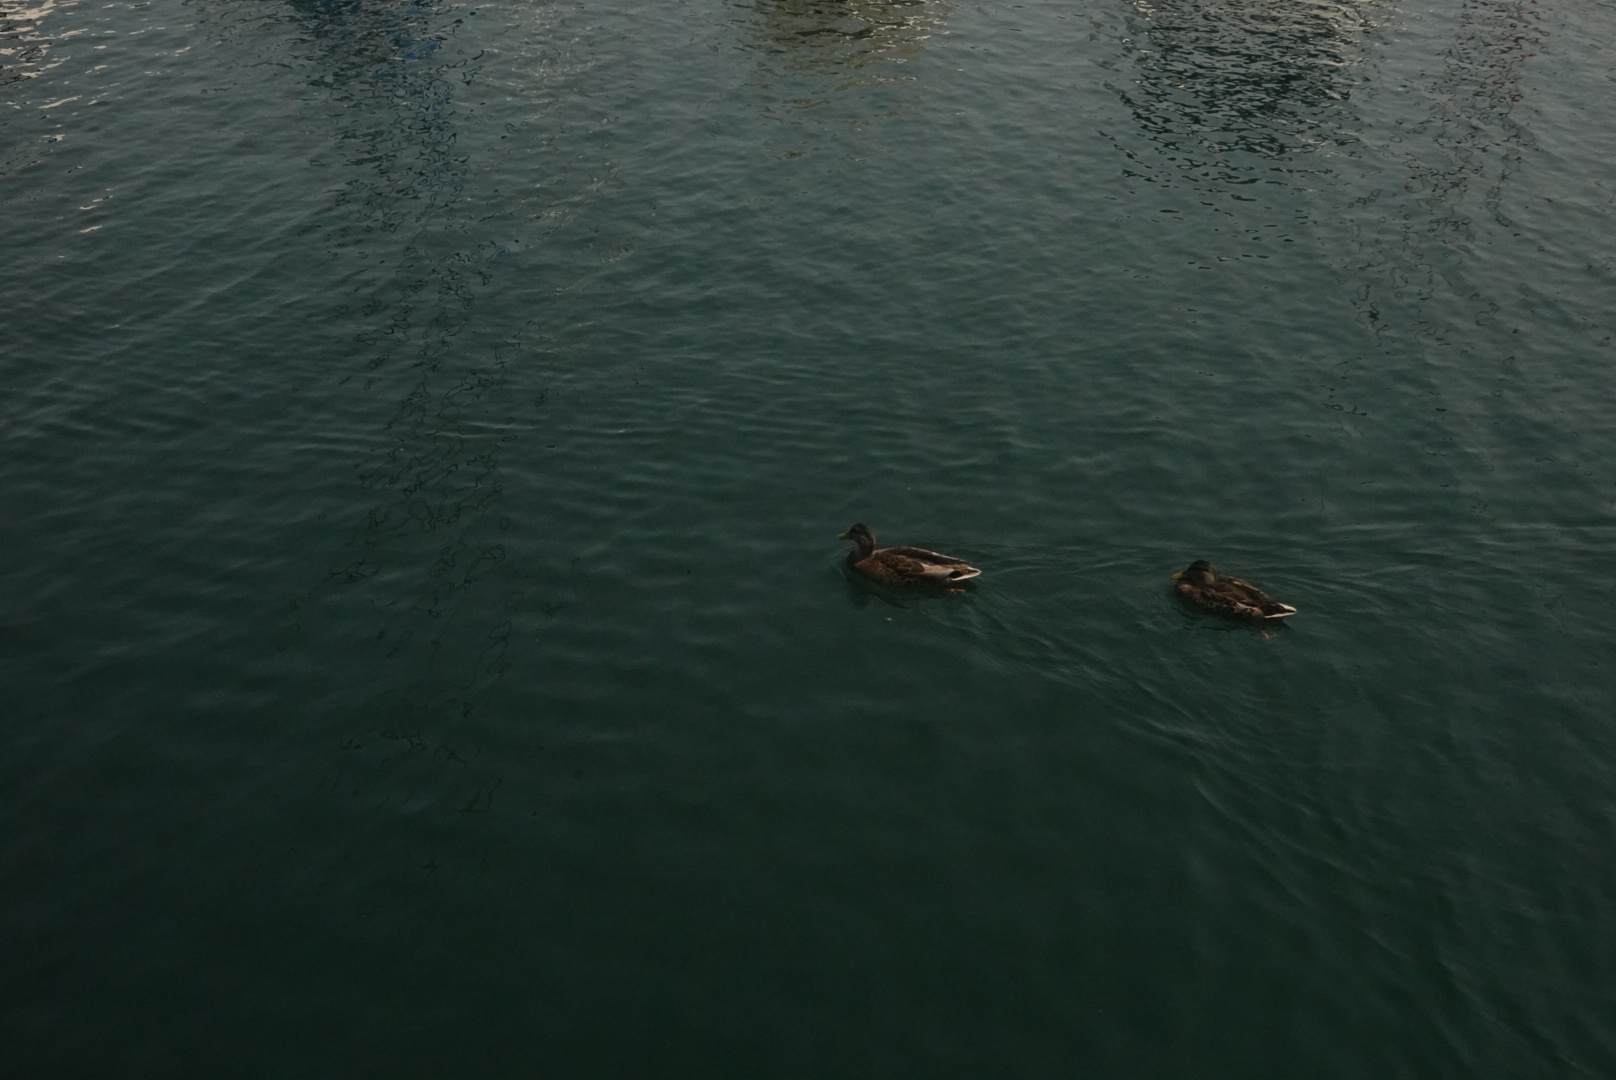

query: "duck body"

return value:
[840, 523, 981, 588]
[1174, 560, 1295, 619]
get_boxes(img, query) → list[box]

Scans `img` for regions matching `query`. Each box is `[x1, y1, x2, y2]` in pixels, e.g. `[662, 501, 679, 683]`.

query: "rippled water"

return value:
[4, 0, 1615, 1074]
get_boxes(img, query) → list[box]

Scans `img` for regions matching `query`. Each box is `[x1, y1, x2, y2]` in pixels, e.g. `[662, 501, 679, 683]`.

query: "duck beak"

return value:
[1171, 572, 1183, 579]
[837, 531, 850, 540]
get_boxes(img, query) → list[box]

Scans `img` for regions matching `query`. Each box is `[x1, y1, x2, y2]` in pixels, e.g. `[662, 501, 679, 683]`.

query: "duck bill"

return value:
[1170, 572, 1183, 579]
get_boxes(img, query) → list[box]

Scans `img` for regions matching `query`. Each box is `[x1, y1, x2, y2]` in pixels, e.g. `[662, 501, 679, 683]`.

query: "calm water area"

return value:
[4, 0, 1615, 1074]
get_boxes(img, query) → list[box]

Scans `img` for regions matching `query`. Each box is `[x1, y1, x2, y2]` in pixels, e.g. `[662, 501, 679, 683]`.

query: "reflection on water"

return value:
[0, 0, 71, 88]
[0, 0, 80, 177]
[274, 0, 526, 821]
[1111, 0, 1380, 187]
[290, 0, 471, 228]
[1332, 0, 1561, 504]
[1341, 0, 1544, 340]
[1401, 0, 1540, 224]
[748, 0, 946, 115]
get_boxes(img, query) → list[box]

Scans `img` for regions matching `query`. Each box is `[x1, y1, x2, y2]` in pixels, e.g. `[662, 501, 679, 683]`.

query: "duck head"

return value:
[838, 522, 876, 559]
[1173, 559, 1216, 585]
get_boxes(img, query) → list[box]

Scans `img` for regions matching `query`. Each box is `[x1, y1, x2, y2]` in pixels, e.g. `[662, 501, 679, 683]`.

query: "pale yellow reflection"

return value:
[750, 0, 946, 86]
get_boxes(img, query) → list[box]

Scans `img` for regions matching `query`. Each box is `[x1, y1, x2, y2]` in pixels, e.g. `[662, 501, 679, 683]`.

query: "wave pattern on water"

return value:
[1103, 0, 1381, 192]
[4, 0, 1616, 1076]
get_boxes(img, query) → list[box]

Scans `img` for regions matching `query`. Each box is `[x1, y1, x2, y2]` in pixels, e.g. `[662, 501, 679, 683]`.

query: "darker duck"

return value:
[1173, 560, 1296, 619]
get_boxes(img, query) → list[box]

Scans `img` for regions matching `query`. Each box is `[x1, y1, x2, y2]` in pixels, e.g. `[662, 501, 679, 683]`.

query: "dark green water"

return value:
[4, 0, 1615, 1074]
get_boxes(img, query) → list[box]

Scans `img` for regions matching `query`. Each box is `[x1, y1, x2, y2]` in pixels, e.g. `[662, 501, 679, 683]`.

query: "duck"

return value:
[839, 523, 981, 588]
[1173, 560, 1296, 619]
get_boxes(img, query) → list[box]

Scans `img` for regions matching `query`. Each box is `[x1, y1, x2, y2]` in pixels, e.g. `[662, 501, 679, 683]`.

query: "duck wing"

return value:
[877, 546, 982, 582]
[1219, 576, 1296, 618]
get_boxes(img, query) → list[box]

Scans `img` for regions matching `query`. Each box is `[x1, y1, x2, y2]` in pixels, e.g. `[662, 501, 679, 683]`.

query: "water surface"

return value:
[3, 0, 1615, 1075]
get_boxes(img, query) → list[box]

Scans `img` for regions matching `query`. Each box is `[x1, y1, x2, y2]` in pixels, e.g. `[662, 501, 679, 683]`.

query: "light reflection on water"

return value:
[0, 0, 73, 88]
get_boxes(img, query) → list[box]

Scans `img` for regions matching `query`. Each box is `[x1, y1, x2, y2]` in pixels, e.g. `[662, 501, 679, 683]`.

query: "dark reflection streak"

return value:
[217, 0, 524, 827]
[1110, 0, 1380, 190]
[1402, 0, 1539, 226]
[1344, 0, 1543, 340]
